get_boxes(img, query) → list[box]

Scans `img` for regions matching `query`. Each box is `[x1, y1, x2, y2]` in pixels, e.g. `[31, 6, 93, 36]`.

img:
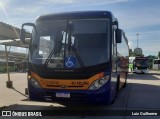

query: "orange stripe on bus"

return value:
[30, 72, 105, 90]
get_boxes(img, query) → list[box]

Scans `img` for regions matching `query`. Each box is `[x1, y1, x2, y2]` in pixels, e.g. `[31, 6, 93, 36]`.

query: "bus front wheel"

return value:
[111, 75, 120, 104]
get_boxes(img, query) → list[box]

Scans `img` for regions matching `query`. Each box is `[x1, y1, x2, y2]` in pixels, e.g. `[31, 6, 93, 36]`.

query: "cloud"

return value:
[39, 0, 75, 4]
[142, 42, 160, 56]
[127, 30, 160, 45]
[0, 0, 159, 56]
[39, 0, 129, 5]
[127, 30, 160, 56]
[118, 7, 160, 31]
[128, 41, 132, 48]
[0, 0, 14, 8]
[16, 6, 42, 14]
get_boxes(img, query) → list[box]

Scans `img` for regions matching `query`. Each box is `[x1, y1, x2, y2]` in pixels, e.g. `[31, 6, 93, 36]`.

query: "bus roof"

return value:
[37, 11, 114, 21]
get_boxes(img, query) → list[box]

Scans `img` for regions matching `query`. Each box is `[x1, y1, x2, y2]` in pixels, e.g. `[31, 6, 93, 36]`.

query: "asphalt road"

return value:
[0, 70, 160, 119]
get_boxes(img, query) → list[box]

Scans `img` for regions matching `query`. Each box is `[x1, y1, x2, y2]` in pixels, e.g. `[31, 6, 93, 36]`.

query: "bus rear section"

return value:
[20, 11, 128, 105]
[133, 57, 149, 74]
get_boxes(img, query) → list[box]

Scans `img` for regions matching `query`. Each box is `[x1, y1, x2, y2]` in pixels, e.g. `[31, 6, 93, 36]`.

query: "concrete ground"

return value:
[0, 73, 27, 107]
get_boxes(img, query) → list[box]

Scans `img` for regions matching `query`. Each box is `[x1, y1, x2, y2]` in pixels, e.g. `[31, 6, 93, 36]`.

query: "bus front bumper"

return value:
[134, 69, 149, 74]
[28, 84, 111, 105]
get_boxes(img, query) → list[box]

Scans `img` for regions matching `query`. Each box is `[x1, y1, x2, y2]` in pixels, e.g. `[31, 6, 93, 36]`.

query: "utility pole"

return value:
[136, 33, 139, 48]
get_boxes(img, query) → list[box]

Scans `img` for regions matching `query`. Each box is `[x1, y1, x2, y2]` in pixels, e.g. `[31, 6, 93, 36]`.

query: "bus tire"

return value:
[29, 94, 37, 101]
[116, 75, 120, 91]
[28, 89, 38, 101]
[111, 75, 120, 104]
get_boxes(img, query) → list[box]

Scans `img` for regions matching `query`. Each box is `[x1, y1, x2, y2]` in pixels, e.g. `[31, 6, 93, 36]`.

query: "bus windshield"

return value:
[30, 19, 110, 69]
[135, 58, 149, 68]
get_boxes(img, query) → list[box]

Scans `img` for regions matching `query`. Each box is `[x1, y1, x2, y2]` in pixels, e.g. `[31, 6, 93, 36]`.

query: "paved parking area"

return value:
[0, 73, 27, 107]
[0, 71, 160, 118]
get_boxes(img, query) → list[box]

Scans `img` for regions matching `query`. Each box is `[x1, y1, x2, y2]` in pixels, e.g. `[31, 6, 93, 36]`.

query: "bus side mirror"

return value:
[20, 23, 36, 44]
[116, 29, 122, 43]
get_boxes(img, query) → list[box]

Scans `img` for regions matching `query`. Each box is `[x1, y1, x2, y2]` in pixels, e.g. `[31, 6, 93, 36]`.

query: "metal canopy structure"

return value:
[0, 22, 31, 40]
[0, 39, 30, 48]
[0, 22, 31, 88]
[0, 22, 30, 61]
[0, 22, 30, 48]
[0, 50, 27, 62]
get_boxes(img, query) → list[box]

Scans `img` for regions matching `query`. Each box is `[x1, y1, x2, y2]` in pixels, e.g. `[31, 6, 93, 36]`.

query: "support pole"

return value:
[5, 45, 13, 88]
[136, 33, 139, 48]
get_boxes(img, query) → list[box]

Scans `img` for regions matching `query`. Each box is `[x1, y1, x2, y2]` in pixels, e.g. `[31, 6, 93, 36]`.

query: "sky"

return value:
[0, 0, 160, 56]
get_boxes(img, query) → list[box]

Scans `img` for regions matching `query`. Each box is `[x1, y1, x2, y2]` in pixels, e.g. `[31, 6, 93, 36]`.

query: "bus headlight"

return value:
[30, 78, 41, 88]
[89, 75, 110, 90]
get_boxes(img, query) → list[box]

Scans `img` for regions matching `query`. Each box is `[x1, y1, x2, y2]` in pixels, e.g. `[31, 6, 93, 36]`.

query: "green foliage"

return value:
[147, 55, 158, 69]
[129, 49, 133, 56]
[158, 51, 160, 59]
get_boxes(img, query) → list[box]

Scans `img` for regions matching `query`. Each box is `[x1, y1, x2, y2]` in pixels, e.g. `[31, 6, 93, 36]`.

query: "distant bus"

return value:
[20, 11, 129, 105]
[0, 60, 15, 72]
[152, 59, 160, 70]
[133, 57, 149, 74]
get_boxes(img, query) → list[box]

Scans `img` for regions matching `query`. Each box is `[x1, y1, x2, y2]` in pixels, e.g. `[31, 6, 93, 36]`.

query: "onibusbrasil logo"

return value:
[1, 111, 42, 117]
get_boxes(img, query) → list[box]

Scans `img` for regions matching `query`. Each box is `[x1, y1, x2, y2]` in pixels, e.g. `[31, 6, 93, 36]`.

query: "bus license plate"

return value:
[56, 92, 70, 98]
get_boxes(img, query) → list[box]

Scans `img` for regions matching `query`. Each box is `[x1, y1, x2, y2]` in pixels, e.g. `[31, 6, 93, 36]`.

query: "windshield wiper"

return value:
[43, 42, 85, 68]
[43, 41, 61, 67]
[71, 45, 85, 67]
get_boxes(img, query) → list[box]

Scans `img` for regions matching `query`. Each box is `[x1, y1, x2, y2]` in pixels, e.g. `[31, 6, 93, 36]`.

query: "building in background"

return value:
[134, 48, 143, 56]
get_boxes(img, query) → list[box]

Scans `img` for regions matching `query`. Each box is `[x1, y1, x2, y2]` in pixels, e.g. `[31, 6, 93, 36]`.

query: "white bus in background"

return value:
[133, 57, 149, 74]
[152, 59, 160, 70]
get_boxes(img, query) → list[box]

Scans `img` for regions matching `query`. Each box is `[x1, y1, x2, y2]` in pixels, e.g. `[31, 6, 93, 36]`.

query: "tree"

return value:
[129, 49, 133, 56]
[147, 55, 158, 69]
[158, 51, 160, 59]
